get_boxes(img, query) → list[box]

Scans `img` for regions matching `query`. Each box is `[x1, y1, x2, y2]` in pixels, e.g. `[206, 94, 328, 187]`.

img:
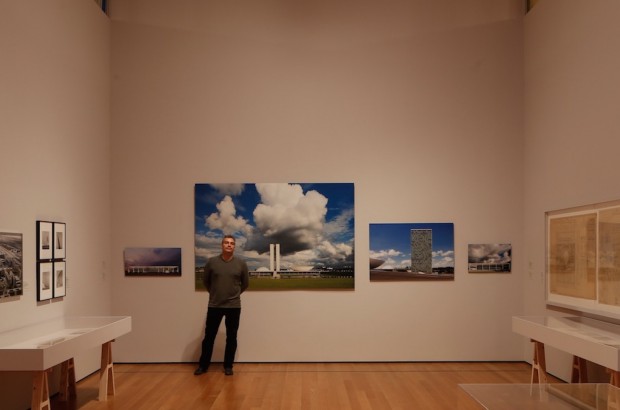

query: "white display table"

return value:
[512, 316, 620, 385]
[459, 383, 620, 409]
[0, 316, 131, 410]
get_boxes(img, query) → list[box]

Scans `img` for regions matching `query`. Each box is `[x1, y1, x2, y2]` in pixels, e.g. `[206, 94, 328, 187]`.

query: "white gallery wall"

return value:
[522, 0, 620, 380]
[109, 0, 527, 364]
[3, 0, 620, 407]
[0, 0, 112, 408]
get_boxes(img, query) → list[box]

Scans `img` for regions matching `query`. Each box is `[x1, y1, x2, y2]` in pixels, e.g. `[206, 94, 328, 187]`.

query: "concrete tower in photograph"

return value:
[269, 243, 281, 275]
[411, 229, 432, 274]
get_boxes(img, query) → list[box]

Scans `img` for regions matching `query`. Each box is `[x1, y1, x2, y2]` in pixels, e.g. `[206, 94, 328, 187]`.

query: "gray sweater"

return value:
[204, 255, 249, 308]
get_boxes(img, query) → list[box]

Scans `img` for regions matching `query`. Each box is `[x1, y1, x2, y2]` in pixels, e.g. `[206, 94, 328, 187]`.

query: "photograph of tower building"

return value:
[369, 223, 454, 281]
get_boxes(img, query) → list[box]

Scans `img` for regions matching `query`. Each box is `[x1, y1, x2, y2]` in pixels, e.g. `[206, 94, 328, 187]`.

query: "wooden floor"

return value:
[50, 361, 557, 410]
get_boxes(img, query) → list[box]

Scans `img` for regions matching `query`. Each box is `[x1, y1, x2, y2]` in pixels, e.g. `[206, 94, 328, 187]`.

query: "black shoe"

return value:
[194, 367, 207, 375]
[224, 368, 233, 376]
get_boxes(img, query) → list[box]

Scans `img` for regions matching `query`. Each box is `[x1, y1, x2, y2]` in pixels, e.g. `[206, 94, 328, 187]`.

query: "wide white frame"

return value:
[546, 199, 620, 320]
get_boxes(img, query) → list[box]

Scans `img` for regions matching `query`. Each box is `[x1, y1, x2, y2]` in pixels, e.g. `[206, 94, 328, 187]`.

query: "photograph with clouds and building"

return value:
[369, 223, 454, 281]
[467, 243, 512, 273]
[195, 183, 355, 290]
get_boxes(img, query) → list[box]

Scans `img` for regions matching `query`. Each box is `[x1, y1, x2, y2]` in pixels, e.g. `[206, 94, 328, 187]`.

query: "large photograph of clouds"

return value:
[195, 183, 355, 290]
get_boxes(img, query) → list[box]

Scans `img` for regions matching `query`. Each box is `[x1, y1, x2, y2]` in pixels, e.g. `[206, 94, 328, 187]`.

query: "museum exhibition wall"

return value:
[522, 0, 620, 380]
[2, 0, 620, 408]
[0, 1, 112, 408]
[108, 0, 525, 364]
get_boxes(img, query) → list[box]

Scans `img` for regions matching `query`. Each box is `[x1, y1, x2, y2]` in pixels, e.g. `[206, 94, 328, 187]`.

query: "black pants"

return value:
[198, 307, 241, 369]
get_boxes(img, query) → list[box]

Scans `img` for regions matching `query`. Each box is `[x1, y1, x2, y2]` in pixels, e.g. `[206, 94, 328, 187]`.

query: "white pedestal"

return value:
[513, 316, 620, 385]
[0, 316, 131, 409]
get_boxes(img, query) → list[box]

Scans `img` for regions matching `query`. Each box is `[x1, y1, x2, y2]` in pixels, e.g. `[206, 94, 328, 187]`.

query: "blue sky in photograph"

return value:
[195, 183, 355, 270]
[369, 223, 454, 270]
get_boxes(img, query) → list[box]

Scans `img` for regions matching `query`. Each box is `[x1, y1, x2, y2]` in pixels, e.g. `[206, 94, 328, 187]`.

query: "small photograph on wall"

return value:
[37, 221, 53, 260]
[124, 247, 182, 276]
[369, 223, 454, 281]
[195, 183, 355, 290]
[53, 222, 66, 260]
[0, 232, 23, 298]
[37, 261, 53, 301]
[467, 244, 512, 273]
[53, 261, 66, 298]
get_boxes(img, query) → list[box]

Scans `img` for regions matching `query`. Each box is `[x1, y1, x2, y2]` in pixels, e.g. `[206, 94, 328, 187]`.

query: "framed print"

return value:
[468, 244, 512, 273]
[195, 183, 355, 290]
[37, 261, 53, 301]
[53, 261, 66, 298]
[369, 223, 454, 281]
[37, 221, 53, 260]
[124, 247, 182, 276]
[53, 222, 66, 260]
[546, 199, 620, 320]
[0, 231, 23, 298]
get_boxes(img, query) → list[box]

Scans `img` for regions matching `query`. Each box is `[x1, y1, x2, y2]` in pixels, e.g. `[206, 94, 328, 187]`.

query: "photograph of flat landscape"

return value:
[124, 247, 182, 276]
[369, 223, 454, 281]
[468, 244, 512, 273]
[195, 183, 355, 290]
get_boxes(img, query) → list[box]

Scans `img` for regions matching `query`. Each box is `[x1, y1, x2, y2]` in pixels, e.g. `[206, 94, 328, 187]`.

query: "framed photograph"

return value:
[37, 261, 53, 301]
[53, 222, 66, 260]
[37, 221, 53, 260]
[195, 183, 355, 290]
[124, 247, 182, 276]
[546, 199, 620, 320]
[369, 223, 454, 281]
[468, 244, 512, 273]
[0, 231, 23, 298]
[53, 261, 66, 298]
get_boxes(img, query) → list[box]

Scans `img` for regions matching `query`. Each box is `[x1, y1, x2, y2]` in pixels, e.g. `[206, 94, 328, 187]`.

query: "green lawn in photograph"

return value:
[195, 274, 354, 291]
[248, 277, 354, 290]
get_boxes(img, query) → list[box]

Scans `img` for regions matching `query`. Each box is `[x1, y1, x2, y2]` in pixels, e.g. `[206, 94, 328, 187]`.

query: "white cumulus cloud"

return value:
[210, 184, 245, 196]
[248, 183, 328, 255]
[205, 195, 252, 236]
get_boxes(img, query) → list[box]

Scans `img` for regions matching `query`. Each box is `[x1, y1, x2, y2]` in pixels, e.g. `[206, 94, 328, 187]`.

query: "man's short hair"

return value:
[222, 235, 236, 243]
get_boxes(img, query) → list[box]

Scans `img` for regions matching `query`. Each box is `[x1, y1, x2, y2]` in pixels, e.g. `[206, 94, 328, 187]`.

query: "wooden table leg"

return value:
[32, 370, 51, 410]
[607, 383, 620, 410]
[609, 369, 620, 388]
[570, 356, 588, 383]
[531, 339, 548, 384]
[59, 357, 77, 401]
[99, 340, 116, 401]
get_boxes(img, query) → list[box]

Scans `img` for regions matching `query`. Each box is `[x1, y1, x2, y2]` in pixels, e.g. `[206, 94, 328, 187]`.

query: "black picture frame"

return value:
[37, 221, 53, 260]
[37, 261, 53, 301]
[53, 222, 66, 260]
[53, 261, 66, 298]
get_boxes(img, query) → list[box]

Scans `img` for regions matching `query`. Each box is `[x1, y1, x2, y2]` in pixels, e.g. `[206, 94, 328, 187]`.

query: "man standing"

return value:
[195, 234, 249, 376]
